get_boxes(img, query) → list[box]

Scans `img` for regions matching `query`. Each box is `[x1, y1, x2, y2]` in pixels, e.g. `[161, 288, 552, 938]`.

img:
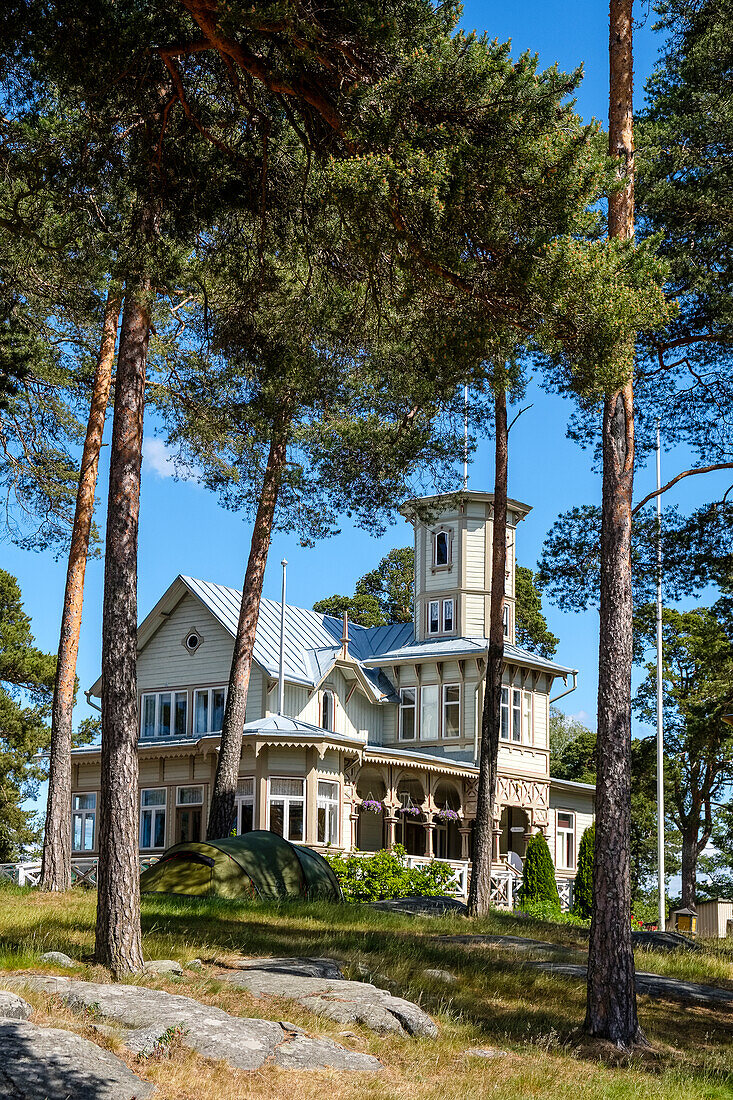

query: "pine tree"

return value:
[516, 832, 561, 914]
[574, 824, 595, 920]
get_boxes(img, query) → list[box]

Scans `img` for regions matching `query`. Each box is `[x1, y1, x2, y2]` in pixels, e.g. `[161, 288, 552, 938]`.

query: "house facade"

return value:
[70, 490, 595, 900]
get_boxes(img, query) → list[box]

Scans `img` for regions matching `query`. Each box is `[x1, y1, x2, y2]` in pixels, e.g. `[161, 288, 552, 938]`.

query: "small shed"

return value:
[694, 899, 733, 939]
[140, 830, 341, 902]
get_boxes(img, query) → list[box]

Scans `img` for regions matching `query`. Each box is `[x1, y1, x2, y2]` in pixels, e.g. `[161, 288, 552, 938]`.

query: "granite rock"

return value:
[39, 951, 76, 968]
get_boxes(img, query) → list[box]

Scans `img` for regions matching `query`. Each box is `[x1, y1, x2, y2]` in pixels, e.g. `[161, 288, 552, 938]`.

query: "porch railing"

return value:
[0, 856, 159, 888]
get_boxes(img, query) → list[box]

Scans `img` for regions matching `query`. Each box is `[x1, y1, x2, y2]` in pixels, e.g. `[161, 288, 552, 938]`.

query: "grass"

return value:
[0, 882, 731, 1100]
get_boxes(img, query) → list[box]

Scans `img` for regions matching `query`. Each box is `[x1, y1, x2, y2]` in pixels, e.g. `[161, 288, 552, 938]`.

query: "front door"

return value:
[176, 806, 202, 844]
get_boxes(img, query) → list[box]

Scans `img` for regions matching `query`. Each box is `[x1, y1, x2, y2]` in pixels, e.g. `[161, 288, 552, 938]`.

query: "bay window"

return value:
[442, 684, 461, 738]
[193, 686, 227, 735]
[140, 788, 166, 849]
[268, 778, 305, 842]
[399, 688, 416, 740]
[71, 793, 96, 852]
[317, 780, 339, 845]
[141, 691, 187, 739]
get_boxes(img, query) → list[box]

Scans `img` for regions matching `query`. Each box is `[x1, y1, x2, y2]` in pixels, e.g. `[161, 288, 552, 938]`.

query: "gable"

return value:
[137, 591, 235, 692]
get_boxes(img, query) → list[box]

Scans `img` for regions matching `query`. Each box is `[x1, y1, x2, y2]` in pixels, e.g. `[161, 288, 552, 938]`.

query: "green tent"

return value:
[139, 830, 341, 902]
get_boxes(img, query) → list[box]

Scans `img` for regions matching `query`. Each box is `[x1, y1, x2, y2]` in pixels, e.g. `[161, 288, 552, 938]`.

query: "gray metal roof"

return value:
[180, 576, 412, 699]
[241, 713, 364, 744]
[361, 634, 575, 676]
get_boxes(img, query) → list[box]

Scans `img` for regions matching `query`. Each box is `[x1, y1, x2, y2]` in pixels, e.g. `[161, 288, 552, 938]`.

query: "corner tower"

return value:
[401, 491, 531, 644]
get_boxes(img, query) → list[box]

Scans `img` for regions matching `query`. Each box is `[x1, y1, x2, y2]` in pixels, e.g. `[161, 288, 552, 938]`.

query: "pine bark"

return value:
[585, 0, 642, 1048]
[40, 291, 121, 892]
[680, 828, 698, 910]
[94, 282, 150, 975]
[468, 386, 507, 917]
[207, 407, 291, 840]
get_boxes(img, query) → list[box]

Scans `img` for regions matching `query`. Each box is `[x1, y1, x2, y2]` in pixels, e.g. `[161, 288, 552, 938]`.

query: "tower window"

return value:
[321, 689, 335, 731]
[433, 530, 451, 567]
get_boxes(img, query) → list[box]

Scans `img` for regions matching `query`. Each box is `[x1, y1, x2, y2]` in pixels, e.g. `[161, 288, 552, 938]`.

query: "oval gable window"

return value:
[184, 631, 202, 653]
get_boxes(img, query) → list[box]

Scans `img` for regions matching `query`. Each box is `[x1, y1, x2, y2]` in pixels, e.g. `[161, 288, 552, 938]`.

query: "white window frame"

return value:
[522, 690, 533, 743]
[420, 684, 439, 741]
[71, 793, 97, 852]
[427, 600, 440, 635]
[317, 780, 339, 845]
[512, 688, 521, 743]
[321, 689, 335, 731]
[235, 777, 255, 835]
[267, 777, 305, 842]
[503, 604, 510, 637]
[500, 686, 510, 740]
[556, 811, 576, 870]
[176, 785, 203, 806]
[427, 597, 455, 636]
[399, 687, 416, 741]
[432, 528, 452, 569]
[193, 685, 228, 736]
[140, 691, 188, 740]
[442, 597, 455, 633]
[442, 683, 461, 738]
[140, 788, 167, 850]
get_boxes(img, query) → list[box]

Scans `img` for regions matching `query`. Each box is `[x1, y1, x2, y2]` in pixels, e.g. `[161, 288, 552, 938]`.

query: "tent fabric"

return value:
[139, 830, 341, 902]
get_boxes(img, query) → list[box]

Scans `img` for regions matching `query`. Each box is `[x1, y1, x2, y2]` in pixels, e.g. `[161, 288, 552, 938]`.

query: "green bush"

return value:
[323, 845, 456, 902]
[516, 832, 561, 915]
[573, 823, 595, 919]
[515, 897, 589, 926]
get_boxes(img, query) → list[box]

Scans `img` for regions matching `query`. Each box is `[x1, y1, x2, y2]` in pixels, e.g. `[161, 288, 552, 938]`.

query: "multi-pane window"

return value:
[442, 684, 461, 738]
[317, 780, 339, 845]
[522, 691, 533, 742]
[141, 691, 187, 739]
[420, 684, 439, 740]
[140, 788, 166, 849]
[71, 793, 96, 851]
[500, 688, 522, 742]
[556, 812, 575, 870]
[399, 688, 416, 740]
[177, 785, 203, 806]
[321, 690, 335, 731]
[235, 777, 254, 835]
[268, 778, 305, 842]
[433, 530, 450, 566]
[428, 598, 454, 635]
[193, 687, 227, 735]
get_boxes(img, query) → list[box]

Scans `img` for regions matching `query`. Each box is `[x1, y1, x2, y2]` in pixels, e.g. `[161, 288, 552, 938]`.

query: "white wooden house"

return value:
[70, 489, 595, 903]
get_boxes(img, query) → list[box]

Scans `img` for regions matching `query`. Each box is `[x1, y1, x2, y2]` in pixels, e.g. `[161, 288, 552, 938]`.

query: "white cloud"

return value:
[569, 709, 593, 727]
[143, 437, 199, 482]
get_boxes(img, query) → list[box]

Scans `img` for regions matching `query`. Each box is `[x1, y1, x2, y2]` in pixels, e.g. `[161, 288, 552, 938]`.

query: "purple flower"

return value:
[437, 808, 460, 822]
[361, 799, 383, 814]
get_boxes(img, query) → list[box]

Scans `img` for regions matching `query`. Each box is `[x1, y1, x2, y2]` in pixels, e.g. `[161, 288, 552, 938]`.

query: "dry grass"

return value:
[1, 883, 732, 1100]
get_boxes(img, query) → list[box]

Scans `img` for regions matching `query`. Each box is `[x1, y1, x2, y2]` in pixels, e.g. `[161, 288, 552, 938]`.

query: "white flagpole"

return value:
[463, 383, 469, 490]
[655, 420, 666, 930]
[278, 559, 287, 717]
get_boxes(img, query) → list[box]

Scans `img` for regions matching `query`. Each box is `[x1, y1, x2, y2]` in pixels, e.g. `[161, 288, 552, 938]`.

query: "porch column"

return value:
[385, 814, 398, 850]
[492, 815, 501, 862]
[424, 815, 436, 859]
[305, 747, 318, 845]
[349, 808, 360, 851]
[255, 745, 269, 830]
[459, 820, 473, 861]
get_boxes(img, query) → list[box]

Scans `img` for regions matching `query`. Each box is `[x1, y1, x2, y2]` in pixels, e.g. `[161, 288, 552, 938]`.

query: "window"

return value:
[71, 793, 96, 852]
[321, 690, 335, 731]
[140, 789, 166, 849]
[443, 684, 461, 738]
[512, 688, 521, 742]
[420, 684, 439, 740]
[556, 811, 575, 870]
[268, 778, 305, 842]
[522, 691, 533, 743]
[193, 686, 227, 735]
[428, 598, 454, 635]
[433, 529, 450, 567]
[184, 630, 202, 653]
[176, 785, 203, 806]
[500, 687, 510, 739]
[399, 688, 416, 740]
[502, 604, 510, 637]
[235, 777, 254, 835]
[141, 691, 187, 739]
[317, 780, 339, 845]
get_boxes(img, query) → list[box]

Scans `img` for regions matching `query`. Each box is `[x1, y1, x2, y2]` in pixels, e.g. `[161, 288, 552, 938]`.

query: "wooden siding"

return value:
[548, 786, 595, 877]
[137, 592, 234, 692]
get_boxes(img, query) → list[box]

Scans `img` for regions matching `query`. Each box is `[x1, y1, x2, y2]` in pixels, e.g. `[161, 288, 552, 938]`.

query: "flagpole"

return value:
[655, 420, 666, 930]
[463, 383, 469, 490]
[278, 559, 287, 717]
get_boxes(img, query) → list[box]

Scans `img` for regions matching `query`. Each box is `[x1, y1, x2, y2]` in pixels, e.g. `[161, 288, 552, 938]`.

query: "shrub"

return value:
[573, 823, 595, 919]
[323, 845, 456, 902]
[516, 832, 561, 915]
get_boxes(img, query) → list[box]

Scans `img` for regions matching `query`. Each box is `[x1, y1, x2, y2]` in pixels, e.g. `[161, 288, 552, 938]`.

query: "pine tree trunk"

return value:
[94, 282, 150, 975]
[41, 291, 121, 893]
[207, 408, 291, 840]
[680, 825, 698, 910]
[468, 385, 507, 917]
[585, 0, 642, 1048]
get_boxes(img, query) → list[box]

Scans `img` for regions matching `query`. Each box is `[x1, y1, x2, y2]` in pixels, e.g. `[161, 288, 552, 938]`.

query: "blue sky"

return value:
[5, 0, 731, 749]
